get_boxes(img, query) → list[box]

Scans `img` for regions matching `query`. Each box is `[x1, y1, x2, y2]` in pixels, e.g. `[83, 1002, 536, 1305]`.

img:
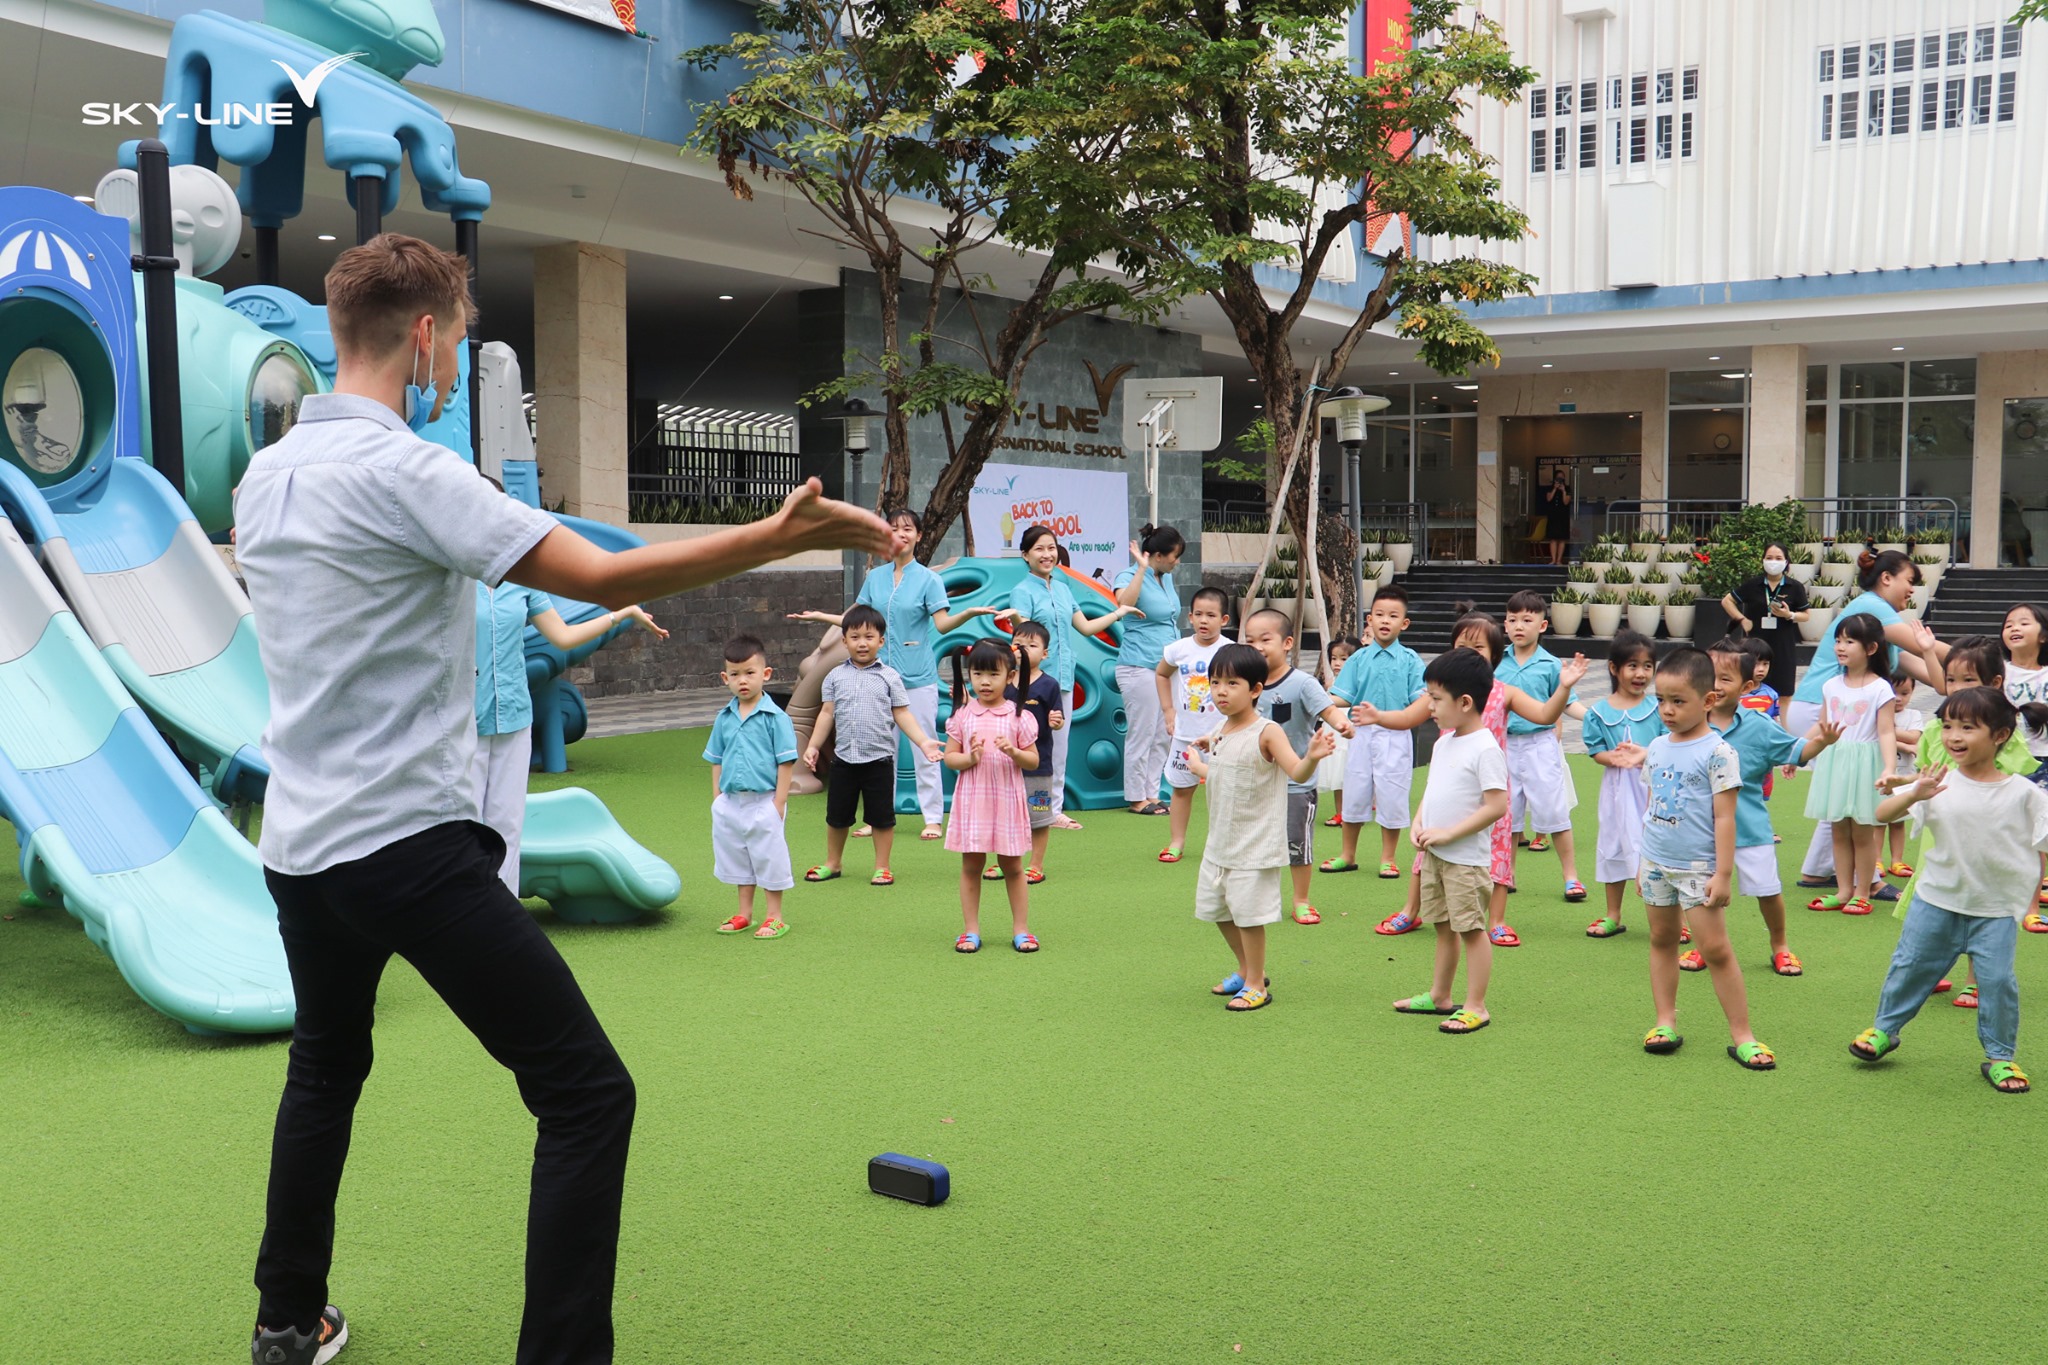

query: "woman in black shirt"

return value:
[1539, 469, 1572, 565]
[1719, 541, 1810, 696]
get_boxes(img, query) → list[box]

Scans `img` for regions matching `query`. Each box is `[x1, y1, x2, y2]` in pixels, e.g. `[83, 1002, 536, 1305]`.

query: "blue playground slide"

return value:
[0, 513, 291, 1034]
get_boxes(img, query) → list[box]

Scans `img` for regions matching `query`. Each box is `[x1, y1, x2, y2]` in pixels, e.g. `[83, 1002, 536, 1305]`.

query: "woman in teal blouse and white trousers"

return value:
[1113, 525, 1185, 813]
[474, 582, 665, 893]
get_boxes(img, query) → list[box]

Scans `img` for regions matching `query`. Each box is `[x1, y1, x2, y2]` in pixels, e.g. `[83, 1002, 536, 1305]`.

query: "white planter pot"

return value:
[1638, 578, 1672, 603]
[1909, 585, 1930, 609]
[1788, 562, 1818, 583]
[1799, 606, 1835, 643]
[1583, 558, 1612, 576]
[1915, 564, 1944, 590]
[1928, 543, 1953, 563]
[1877, 542, 1908, 556]
[1899, 603, 1922, 621]
[1632, 542, 1663, 565]
[1797, 542, 1827, 563]
[1587, 603, 1624, 638]
[1386, 543, 1415, 574]
[1549, 602, 1585, 637]
[1364, 562, 1392, 588]
[1626, 603, 1663, 636]
[1623, 562, 1651, 582]
[1656, 560, 1689, 582]
[1664, 603, 1697, 639]
[1601, 579, 1638, 597]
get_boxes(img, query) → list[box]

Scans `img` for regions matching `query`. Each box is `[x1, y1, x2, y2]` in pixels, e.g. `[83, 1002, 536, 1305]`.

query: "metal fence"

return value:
[626, 406, 802, 522]
[1201, 498, 1432, 563]
[1602, 497, 1962, 548]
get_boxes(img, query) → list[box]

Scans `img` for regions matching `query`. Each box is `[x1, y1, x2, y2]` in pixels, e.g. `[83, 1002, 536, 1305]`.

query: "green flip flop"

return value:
[1983, 1060, 2031, 1094]
[1586, 916, 1627, 938]
[1317, 858, 1359, 873]
[1849, 1026, 1897, 1062]
[1643, 1025, 1684, 1055]
[1394, 994, 1456, 1016]
[1728, 1041, 1777, 1071]
[804, 865, 842, 883]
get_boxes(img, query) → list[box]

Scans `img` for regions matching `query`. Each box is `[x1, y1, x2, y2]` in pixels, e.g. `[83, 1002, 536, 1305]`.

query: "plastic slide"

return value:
[0, 460, 271, 805]
[0, 515, 292, 1034]
[519, 788, 681, 923]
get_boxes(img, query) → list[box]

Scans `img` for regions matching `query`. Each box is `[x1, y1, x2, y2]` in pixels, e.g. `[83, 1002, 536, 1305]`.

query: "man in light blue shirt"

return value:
[236, 235, 893, 1365]
[1113, 525, 1185, 812]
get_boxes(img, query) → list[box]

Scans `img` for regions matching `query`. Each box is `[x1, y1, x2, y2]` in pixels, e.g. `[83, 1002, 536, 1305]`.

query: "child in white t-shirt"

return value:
[1390, 648, 1508, 1037]
[1155, 587, 1231, 865]
[1855, 686, 2048, 1093]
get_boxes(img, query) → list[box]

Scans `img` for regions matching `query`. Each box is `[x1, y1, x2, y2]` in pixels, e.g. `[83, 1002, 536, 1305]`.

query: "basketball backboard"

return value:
[1120, 376, 1224, 452]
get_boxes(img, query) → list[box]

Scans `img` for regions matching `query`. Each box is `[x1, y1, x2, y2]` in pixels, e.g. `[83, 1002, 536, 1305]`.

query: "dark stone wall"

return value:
[575, 566, 841, 697]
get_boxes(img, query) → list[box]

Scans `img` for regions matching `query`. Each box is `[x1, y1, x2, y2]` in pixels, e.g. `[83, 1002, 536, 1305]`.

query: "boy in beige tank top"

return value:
[1187, 644, 1337, 1012]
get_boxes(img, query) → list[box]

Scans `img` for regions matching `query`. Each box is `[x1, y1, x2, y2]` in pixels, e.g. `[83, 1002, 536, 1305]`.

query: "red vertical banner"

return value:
[1361, 0, 1413, 257]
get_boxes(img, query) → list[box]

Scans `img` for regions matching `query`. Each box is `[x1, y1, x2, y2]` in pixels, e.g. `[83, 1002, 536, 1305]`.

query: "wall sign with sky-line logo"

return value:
[520, 0, 638, 34]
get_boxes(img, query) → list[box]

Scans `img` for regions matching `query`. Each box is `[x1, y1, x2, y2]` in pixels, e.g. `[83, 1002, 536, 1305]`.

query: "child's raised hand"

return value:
[1875, 773, 1911, 794]
[1613, 740, 1646, 769]
[1307, 727, 1338, 760]
[1814, 718, 1844, 749]
[1190, 733, 1218, 753]
[918, 738, 943, 763]
[1909, 762, 1949, 802]
[802, 746, 821, 771]
[1350, 702, 1379, 727]
[1560, 653, 1591, 688]
[960, 739, 983, 768]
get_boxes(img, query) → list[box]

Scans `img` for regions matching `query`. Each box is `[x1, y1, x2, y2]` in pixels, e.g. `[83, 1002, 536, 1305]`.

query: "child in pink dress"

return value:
[945, 639, 1042, 953]
[1353, 608, 1587, 946]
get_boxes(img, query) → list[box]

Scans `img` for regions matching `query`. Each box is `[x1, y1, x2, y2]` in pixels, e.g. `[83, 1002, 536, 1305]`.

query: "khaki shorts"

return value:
[1194, 862, 1285, 928]
[1418, 852, 1490, 933]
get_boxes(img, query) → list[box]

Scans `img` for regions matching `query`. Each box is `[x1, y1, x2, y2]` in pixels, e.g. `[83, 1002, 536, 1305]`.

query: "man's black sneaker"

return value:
[251, 1305, 347, 1364]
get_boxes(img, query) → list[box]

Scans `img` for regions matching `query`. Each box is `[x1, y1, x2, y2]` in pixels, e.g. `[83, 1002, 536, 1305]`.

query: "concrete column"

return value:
[1748, 343, 1807, 504]
[1972, 350, 2048, 568]
[1475, 415, 1502, 563]
[534, 242, 628, 525]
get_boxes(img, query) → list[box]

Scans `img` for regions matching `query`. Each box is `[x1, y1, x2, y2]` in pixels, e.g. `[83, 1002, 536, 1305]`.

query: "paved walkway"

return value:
[584, 689, 731, 740]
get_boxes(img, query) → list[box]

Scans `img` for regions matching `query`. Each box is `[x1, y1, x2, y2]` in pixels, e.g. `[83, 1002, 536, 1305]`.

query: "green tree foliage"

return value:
[686, 1, 1175, 553]
[1003, 0, 1536, 628]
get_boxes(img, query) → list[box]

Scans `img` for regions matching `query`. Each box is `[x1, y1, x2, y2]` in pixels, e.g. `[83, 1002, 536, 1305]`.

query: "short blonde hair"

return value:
[323, 233, 472, 361]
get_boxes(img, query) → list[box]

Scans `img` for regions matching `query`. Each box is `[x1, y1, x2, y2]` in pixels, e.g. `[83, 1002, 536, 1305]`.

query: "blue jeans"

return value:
[1874, 894, 2020, 1061]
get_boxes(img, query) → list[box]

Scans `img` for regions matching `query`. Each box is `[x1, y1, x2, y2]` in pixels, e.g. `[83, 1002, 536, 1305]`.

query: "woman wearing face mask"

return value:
[1721, 541, 1810, 697]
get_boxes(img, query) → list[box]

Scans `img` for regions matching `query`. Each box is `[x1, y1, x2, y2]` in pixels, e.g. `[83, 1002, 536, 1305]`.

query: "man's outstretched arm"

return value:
[508, 479, 898, 608]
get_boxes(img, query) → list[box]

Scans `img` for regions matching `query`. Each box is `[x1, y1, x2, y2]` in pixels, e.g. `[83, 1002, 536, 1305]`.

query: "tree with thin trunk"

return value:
[687, 0, 1176, 555]
[1006, 0, 1536, 630]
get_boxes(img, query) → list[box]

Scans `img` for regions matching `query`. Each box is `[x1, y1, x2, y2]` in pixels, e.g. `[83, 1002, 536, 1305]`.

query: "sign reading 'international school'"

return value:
[974, 360, 1136, 460]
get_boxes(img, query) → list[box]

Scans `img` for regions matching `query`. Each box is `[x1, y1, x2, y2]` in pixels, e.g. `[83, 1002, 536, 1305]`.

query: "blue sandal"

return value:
[1012, 933, 1040, 953]
[954, 933, 981, 954]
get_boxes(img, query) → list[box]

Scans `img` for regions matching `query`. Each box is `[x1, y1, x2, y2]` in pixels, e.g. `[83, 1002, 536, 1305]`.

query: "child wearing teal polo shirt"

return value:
[707, 635, 800, 939]
[1325, 585, 1425, 878]
[1499, 590, 1585, 902]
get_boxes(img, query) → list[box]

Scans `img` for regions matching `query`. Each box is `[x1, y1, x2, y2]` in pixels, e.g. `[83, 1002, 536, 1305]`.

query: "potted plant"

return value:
[1874, 525, 1910, 555]
[1785, 545, 1818, 583]
[1911, 550, 1944, 591]
[1917, 526, 1953, 562]
[1613, 545, 1650, 580]
[1625, 586, 1664, 636]
[1665, 590, 1698, 641]
[1602, 563, 1637, 594]
[1383, 527, 1415, 574]
[1656, 553, 1690, 584]
[1796, 536, 1828, 564]
[1800, 589, 1836, 642]
[1629, 532, 1664, 566]
[1583, 536, 1616, 573]
[1638, 572, 1672, 604]
[1586, 588, 1624, 638]
[1822, 544, 1854, 569]
[1549, 586, 1587, 638]
[1362, 553, 1391, 588]
[1667, 520, 1697, 548]
[1566, 561, 1600, 586]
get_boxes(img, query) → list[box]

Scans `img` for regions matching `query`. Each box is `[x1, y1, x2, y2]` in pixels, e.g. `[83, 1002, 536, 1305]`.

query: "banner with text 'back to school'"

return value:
[968, 462, 1130, 584]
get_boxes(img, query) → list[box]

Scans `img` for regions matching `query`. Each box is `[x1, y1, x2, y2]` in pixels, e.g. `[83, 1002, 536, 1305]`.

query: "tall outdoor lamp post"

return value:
[1320, 386, 1392, 630]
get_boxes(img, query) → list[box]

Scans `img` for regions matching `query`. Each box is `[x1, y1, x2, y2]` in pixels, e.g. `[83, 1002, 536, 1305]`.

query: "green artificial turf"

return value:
[3, 730, 2044, 1362]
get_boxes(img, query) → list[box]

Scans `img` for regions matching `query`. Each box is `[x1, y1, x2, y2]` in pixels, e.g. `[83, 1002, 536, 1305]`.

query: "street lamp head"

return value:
[828, 396, 875, 455]
[1319, 385, 1392, 446]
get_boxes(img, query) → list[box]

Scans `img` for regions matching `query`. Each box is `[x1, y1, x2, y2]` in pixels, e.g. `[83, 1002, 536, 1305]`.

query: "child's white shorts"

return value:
[1638, 859, 1713, 910]
[1194, 861, 1284, 927]
[1505, 730, 1575, 834]
[711, 791, 794, 891]
[1166, 734, 1206, 790]
[1341, 723, 1413, 828]
[1733, 843, 1781, 898]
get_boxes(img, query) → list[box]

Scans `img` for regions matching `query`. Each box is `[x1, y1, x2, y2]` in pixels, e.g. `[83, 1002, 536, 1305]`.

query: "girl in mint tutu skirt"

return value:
[1805, 611, 1897, 915]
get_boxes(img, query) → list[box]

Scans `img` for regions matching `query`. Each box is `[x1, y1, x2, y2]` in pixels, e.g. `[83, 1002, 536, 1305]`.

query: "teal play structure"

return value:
[0, 1, 678, 1032]
[922, 559, 1130, 813]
